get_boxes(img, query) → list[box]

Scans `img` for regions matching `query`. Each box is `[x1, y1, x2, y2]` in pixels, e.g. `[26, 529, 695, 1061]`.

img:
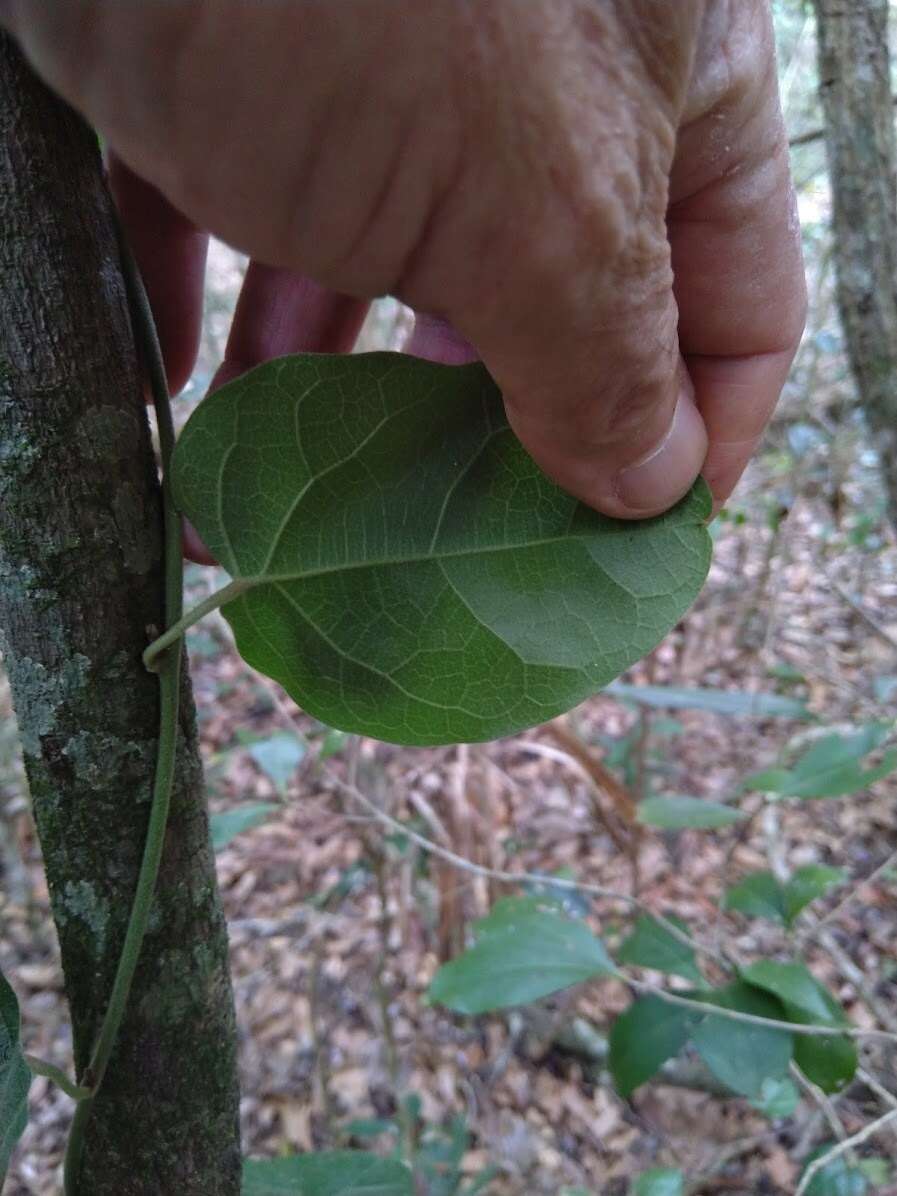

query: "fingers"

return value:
[667, 4, 807, 511]
[407, 311, 706, 520]
[406, 314, 477, 365]
[211, 264, 369, 389]
[183, 265, 368, 563]
[420, 184, 709, 520]
[108, 155, 209, 396]
[0, 1, 454, 292]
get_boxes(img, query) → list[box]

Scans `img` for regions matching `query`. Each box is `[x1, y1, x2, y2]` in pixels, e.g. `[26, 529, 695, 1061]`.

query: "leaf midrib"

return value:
[229, 521, 697, 592]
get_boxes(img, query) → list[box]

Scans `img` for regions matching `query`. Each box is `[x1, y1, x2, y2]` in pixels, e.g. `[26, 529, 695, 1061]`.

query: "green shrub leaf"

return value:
[800, 1145, 869, 1196]
[749, 1076, 800, 1119]
[210, 803, 279, 851]
[172, 353, 711, 746]
[242, 1151, 412, 1195]
[634, 1169, 685, 1196]
[247, 733, 306, 793]
[606, 683, 810, 719]
[744, 724, 897, 799]
[782, 866, 846, 926]
[857, 1159, 890, 1186]
[723, 867, 846, 928]
[690, 981, 793, 1098]
[429, 898, 612, 1014]
[722, 872, 787, 923]
[740, 961, 857, 1093]
[637, 795, 744, 830]
[617, 916, 704, 985]
[608, 996, 695, 1097]
[0, 970, 31, 1186]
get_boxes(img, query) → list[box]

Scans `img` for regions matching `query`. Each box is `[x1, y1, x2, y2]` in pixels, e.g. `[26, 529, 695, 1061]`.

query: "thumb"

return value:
[448, 230, 707, 520]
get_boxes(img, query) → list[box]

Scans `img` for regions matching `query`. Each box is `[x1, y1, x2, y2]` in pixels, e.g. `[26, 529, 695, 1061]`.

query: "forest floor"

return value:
[2, 245, 897, 1196]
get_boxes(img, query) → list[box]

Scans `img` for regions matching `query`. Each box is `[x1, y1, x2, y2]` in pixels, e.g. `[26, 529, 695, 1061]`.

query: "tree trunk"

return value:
[0, 35, 241, 1194]
[813, 0, 897, 528]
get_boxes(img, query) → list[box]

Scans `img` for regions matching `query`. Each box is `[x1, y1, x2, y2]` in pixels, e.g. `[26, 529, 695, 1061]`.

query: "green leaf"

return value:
[524, 870, 592, 920]
[637, 795, 744, 830]
[749, 1076, 800, 1119]
[172, 353, 712, 746]
[209, 803, 279, 851]
[744, 724, 897, 799]
[634, 1169, 685, 1196]
[429, 897, 613, 1014]
[740, 961, 857, 1093]
[242, 1151, 413, 1195]
[608, 996, 694, 1097]
[690, 981, 793, 1098]
[617, 916, 704, 985]
[247, 733, 306, 793]
[606, 682, 810, 719]
[722, 872, 786, 924]
[857, 1159, 890, 1186]
[0, 970, 31, 1186]
[782, 865, 846, 926]
[793, 1029, 857, 1095]
[740, 960, 846, 1025]
[744, 767, 791, 793]
[800, 1146, 869, 1196]
[343, 1119, 399, 1141]
[318, 727, 349, 760]
[459, 1167, 500, 1196]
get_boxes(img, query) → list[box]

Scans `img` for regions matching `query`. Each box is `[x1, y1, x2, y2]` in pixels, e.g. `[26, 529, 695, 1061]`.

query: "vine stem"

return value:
[794, 1106, 897, 1196]
[63, 221, 185, 1194]
[143, 577, 250, 670]
[24, 1055, 92, 1102]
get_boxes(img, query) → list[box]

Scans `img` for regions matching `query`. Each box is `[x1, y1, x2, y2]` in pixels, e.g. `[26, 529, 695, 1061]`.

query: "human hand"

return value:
[1, 0, 806, 521]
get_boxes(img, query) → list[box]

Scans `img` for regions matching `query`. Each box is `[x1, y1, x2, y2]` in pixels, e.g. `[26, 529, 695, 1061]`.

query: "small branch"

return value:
[143, 578, 251, 670]
[309, 941, 338, 1144]
[857, 1066, 897, 1114]
[543, 1015, 734, 1098]
[814, 926, 897, 1036]
[800, 849, 897, 948]
[322, 763, 730, 970]
[317, 765, 895, 1042]
[789, 125, 827, 147]
[689, 1130, 782, 1193]
[789, 94, 897, 148]
[829, 577, 897, 653]
[544, 719, 639, 825]
[623, 975, 896, 1043]
[791, 1063, 852, 1153]
[795, 1107, 897, 1196]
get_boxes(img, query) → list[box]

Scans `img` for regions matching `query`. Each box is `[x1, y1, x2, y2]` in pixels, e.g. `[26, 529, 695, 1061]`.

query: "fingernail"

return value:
[614, 389, 707, 513]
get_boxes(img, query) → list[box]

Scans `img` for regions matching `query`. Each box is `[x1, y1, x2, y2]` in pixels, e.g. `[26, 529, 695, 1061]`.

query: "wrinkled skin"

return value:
[1, 0, 806, 541]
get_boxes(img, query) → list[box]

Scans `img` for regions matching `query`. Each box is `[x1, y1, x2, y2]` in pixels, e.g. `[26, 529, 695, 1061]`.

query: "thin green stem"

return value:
[143, 577, 250, 670]
[24, 1055, 92, 1102]
[63, 221, 185, 1194]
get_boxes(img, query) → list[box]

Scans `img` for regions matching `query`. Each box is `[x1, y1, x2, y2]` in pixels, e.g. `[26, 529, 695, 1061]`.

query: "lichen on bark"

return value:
[0, 34, 241, 1194]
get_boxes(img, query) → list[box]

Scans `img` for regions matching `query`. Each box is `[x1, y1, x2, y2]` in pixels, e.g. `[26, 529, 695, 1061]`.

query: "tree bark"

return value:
[0, 35, 241, 1194]
[813, 0, 897, 528]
